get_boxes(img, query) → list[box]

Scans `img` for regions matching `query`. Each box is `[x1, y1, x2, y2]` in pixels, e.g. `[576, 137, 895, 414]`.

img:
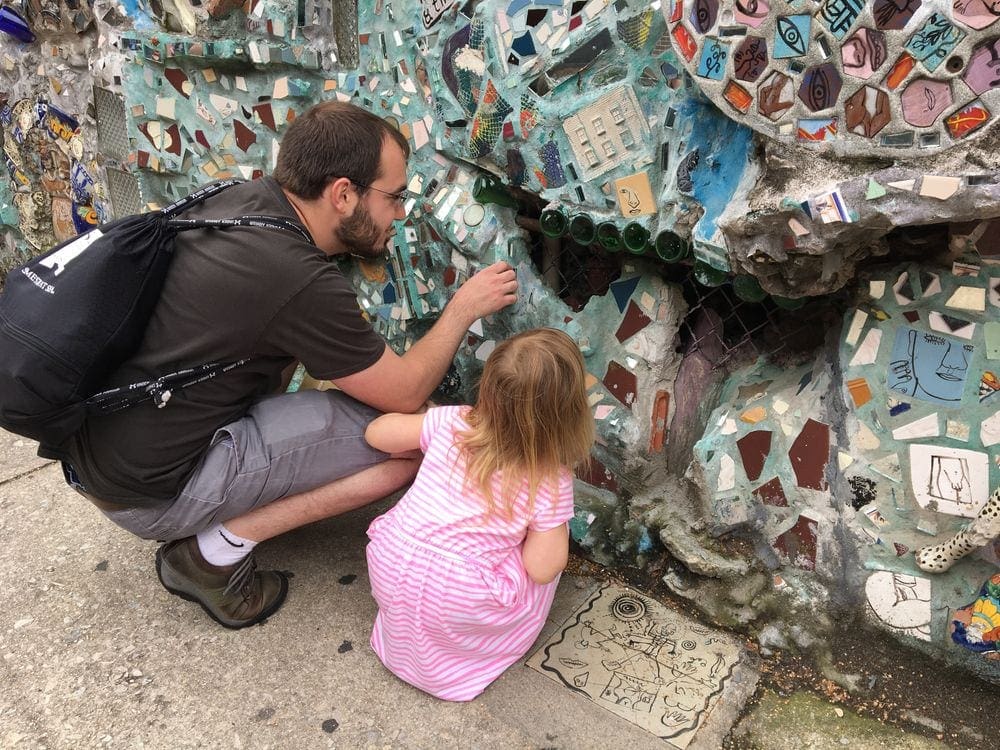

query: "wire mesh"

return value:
[92, 86, 129, 164]
[529, 231, 843, 370]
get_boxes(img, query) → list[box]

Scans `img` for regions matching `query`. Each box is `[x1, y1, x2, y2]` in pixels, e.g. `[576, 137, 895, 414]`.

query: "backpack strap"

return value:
[160, 179, 243, 217]
[166, 215, 313, 244]
[85, 358, 254, 415]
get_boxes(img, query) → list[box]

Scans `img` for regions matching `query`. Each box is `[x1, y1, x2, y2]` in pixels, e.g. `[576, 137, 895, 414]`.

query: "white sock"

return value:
[196, 523, 257, 566]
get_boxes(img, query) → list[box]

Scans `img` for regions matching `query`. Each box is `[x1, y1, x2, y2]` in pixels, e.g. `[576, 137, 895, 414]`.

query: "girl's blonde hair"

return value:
[457, 328, 595, 518]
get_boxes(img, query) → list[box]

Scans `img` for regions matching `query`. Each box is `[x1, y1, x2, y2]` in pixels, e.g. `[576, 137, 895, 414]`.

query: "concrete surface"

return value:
[0, 429, 737, 749]
[0, 428, 967, 749]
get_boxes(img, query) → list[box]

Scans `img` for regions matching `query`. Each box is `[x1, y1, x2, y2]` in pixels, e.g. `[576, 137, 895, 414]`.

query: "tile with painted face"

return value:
[887, 327, 973, 405]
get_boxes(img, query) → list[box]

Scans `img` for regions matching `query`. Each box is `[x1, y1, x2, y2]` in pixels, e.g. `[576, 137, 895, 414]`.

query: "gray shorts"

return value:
[100, 389, 389, 540]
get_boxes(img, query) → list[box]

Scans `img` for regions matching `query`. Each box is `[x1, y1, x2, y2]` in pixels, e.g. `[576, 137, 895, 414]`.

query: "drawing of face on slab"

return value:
[888, 327, 973, 405]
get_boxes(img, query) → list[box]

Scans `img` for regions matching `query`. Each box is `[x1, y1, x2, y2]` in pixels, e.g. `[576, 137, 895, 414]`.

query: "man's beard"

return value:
[336, 201, 392, 259]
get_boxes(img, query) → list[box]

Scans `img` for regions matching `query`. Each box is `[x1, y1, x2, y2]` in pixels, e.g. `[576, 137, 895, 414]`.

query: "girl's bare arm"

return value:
[522, 523, 569, 584]
[365, 412, 426, 455]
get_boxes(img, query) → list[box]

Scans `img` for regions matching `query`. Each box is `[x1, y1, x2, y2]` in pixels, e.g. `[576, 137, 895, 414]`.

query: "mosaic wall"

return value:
[667, 0, 1000, 156]
[1, 0, 998, 680]
[691, 248, 1000, 677]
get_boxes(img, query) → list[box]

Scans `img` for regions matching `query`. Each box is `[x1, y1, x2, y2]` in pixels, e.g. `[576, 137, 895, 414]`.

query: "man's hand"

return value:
[448, 261, 518, 325]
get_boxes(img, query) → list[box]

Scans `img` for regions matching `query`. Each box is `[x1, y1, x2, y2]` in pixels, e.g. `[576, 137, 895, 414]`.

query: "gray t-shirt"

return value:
[67, 177, 385, 505]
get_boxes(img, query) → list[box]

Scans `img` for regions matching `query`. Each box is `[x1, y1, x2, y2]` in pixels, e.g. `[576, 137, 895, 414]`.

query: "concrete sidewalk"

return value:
[4, 428, 975, 750]
[0, 429, 755, 749]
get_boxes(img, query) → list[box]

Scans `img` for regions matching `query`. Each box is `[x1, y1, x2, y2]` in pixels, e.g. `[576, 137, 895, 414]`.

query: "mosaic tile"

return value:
[953, 0, 1000, 30]
[788, 418, 830, 490]
[865, 178, 888, 199]
[616, 300, 653, 342]
[908, 443, 989, 517]
[927, 311, 976, 340]
[697, 37, 729, 80]
[798, 63, 842, 111]
[981, 409, 1000, 446]
[650, 391, 670, 453]
[985, 323, 1000, 360]
[871, 452, 902, 482]
[753, 476, 788, 506]
[614, 171, 656, 217]
[813, 189, 849, 221]
[855, 420, 881, 450]
[845, 85, 891, 137]
[887, 327, 973, 404]
[610, 276, 641, 313]
[527, 583, 744, 747]
[849, 328, 882, 366]
[920, 174, 962, 200]
[918, 270, 941, 297]
[900, 77, 952, 127]
[604, 360, 638, 408]
[578, 456, 619, 492]
[945, 285, 986, 311]
[733, 35, 768, 82]
[740, 405, 767, 423]
[904, 13, 965, 73]
[842, 27, 888, 79]
[865, 571, 931, 641]
[723, 80, 754, 113]
[891, 413, 939, 440]
[847, 377, 872, 407]
[719, 453, 736, 491]
[797, 117, 838, 141]
[774, 514, 819, 570]
[773, 14, 811, 58]
[950, 573, 1000, 660]
[946, 99, 991, 139]
[819, 0, 863, 40]
[737, 430, 772, 480]
[946, 419, 971, 441]
[964, 38, 1000, 95]
[845, 308, 868, 345]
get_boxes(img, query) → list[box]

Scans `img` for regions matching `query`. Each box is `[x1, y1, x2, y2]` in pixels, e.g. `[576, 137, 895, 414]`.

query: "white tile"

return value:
[945, 286, 986, 312]
[908, 443, 988, 517]
[892, 413, 939, 440]
[848, 328, 882, 367]
[864, 571, 931, 641]
[718, 454, 735, 492]
[845, 309, 867, 346]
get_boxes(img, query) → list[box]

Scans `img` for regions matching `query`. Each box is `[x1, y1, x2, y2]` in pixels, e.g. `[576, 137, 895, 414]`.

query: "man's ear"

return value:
[326, 176, 355, 214]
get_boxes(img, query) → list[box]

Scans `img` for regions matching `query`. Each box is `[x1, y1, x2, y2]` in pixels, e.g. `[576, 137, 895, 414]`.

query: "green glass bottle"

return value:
[732, 274, 767, 302]
[692, 261, 727, 287]
[654, 230, 689, 263]
[472, 175, 520, 209]
[539, 207, 568, 238]
[622, 222, 650, 254]
[568, 213, 596, 245]
[772, 295, 806, 310]
[596, 221, 622, 252]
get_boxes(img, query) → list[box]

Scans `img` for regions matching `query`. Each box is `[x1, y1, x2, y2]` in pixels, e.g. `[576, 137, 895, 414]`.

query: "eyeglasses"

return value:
[351, 180, 409, 206]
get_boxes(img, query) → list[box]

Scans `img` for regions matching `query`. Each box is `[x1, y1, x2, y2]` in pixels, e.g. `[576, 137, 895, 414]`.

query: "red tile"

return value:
[788, 418, 830, 491]
[737, 429, 772, 481]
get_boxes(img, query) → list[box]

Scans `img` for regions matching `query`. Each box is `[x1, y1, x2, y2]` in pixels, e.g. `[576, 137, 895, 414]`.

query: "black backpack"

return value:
[0, 179, 311, 457]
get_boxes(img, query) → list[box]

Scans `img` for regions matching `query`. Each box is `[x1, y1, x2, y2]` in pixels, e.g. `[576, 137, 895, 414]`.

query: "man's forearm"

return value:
[396, 303, 474, 404]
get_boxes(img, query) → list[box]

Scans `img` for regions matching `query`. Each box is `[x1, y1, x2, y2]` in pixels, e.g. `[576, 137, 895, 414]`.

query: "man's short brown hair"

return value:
[272, 101, 410, 200]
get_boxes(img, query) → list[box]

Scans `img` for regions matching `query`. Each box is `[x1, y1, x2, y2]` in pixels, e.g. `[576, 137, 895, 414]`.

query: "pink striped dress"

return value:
[366, 405, 574, 701]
